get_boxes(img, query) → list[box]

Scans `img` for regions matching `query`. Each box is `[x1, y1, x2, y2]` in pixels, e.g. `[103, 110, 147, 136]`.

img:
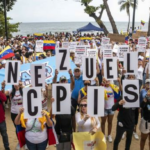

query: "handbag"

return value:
[59, 118, 71, 143]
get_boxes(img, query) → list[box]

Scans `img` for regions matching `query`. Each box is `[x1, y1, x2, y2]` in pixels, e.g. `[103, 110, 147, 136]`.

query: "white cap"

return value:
[145, 79, 150, 84]
[1, 60, 6, 65]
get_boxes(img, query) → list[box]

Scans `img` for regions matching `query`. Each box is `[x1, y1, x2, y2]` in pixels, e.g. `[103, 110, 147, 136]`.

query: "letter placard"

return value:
[123, 80, 139, 108]
[52, 84, 71, 114]
[31, 64, 45, 88]
[87, 86, 104, 117]
[5, 61, 21, 85]
[23, 87, 42, 119]
[83, 57, 96, 80]
[56, 48, 70, 72]
[124, 52, 138, 75]
[103, 57, 118, 80]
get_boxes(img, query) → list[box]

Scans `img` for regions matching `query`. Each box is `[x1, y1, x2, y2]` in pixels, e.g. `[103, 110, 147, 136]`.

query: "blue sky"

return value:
[8, 0, 150, 23]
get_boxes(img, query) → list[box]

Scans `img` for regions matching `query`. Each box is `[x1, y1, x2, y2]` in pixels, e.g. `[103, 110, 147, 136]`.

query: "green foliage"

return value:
[0, 12, 19, 37]
[0, 0, 17, 11]
[81, 0, 92, 5]
[84, 5, 100, 15]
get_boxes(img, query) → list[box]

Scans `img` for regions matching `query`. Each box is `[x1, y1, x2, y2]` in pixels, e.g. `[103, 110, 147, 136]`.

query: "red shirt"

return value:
[0, 91, 7, 123]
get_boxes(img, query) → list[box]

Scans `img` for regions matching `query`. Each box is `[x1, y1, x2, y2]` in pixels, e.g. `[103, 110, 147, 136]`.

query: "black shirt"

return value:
[141, 101, 150, 122]
[112, 97, 135, 129]
[55, 106, 75, 135]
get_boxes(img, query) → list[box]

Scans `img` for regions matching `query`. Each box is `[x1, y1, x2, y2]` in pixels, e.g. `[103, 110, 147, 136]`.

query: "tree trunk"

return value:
[127, 9, 130, 32]
[103, 0, 119, 34]
[90, 13, 109, 35]
[148, 13, 150, 36]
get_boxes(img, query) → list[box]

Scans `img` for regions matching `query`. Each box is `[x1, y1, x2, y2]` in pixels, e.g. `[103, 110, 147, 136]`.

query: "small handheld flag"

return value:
[141, 20, 145, 26]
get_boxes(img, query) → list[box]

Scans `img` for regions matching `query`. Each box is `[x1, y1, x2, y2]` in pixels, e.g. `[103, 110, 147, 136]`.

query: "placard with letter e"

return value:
[31, 64, 45, 88]
[103, 57, 118, 80]
[23, 87, 42, 119]
[52, 84, 71, 114]
[124, 52, 138, 75]
[83, 57, 96, 80]
[123, 80, 139, 108]
[5, 61, 21, 85]
[56, 48, 70, 72]
[87, 86, 104, 117]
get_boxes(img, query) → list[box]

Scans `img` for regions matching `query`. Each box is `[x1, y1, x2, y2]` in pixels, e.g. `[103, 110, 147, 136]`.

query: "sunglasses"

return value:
[80, 104, 87, 107]
[84, 83, 90, 86]
[60, 79, 66, 83]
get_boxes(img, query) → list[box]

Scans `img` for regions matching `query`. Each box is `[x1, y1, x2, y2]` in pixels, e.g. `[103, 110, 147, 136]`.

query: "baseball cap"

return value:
[145, 79, 150, 84]
[1, 60, 6, 65]
[59, 76, 67, 82]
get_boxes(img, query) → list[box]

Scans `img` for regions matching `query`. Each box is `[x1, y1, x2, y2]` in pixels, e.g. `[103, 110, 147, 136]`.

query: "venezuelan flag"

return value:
[125, 36, 129, 44]
[80, 37, 92, 41]
[34, 33, 43, 39]
[141, 20, 145, 26]
[43, 40, 56, 50]
[0, 46, 14, 59]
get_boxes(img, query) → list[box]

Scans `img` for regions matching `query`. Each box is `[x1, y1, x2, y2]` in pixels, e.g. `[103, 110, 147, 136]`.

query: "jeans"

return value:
[0, 121, 10, 150]
[26, 139, 48, 150]
[113, 125, 134, 150]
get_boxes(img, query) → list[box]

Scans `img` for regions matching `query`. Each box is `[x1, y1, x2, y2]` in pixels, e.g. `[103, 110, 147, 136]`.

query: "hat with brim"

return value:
[59, 76, 67, 82]
[145, 79, 150, 84]
[74, 67, 81, 72]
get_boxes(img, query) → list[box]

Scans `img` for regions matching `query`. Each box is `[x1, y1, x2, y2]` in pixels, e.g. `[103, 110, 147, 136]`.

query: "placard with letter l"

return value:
[83, 57, 96, 80]
[103, 57, 118, 80]
[124, 52, 138, 75]
[31, 64, 45, 88]
[23, 87, 42, 119]
[52, 84, 71, 114]
[123, 80, 139, 108]
[5, 61, 21, 85]
[56, 48, 70, 72]
[87, 86, 104, 117]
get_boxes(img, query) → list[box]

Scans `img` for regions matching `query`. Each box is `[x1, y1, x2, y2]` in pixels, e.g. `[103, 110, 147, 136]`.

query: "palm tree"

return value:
[148, 7, 150, 36]
[118, 0, 138, 32]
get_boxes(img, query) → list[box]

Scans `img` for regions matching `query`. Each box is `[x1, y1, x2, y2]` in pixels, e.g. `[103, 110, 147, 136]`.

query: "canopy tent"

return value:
[77, 23, 103, 32]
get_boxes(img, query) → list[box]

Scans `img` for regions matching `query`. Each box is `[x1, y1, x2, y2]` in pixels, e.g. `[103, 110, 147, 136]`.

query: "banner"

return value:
[118, 45, 129, 61]
[75, 46, 86, 64]
[0, 56, 76, 90]
[73, 132, 106, 150]
[108, 33, 125, 43]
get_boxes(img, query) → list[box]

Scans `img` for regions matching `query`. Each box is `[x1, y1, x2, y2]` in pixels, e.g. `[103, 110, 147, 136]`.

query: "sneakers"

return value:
[122, 133, 125, 140]
[5, 104, 9, 109]
[107, 135, 113, 143]
[25, 144, 28, 150]
[133, 132, 139, 140]
[16, 143, 20, 150]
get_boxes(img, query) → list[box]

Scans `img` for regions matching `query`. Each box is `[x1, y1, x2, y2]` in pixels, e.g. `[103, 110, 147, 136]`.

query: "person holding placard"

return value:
[101, 78, 121, 143]
[1, 80, 25, 150]
[140, 90, 150, 150]
[76, 99, 100, 134]
[14, 107, 53, 150]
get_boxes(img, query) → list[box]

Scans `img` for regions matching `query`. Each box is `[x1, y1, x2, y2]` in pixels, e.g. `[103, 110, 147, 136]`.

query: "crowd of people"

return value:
[0, 32, 150, 150]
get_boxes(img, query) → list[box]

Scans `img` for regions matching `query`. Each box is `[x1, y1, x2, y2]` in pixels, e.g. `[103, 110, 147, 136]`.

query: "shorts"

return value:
[104, 109, 114, 116]
[139, 118, 150, 134]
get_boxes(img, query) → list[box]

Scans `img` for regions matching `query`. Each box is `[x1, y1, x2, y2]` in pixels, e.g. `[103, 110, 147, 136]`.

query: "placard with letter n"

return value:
[123, 80, 139, 108]
[52, 84, 71, 114]
[5, 60, 21, 85]
[87, 86, 104, 117]
[103, 57, 118, 80]
[83, 57, 96, 80]
[56, 48, 70, 72]
[23, 87, 42, 119]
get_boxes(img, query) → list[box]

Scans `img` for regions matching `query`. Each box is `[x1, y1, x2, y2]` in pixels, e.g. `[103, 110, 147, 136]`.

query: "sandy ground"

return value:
[0, 106, 149, 150]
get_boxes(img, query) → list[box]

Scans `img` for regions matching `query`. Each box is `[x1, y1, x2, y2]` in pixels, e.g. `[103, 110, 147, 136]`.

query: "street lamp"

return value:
[3, 0, 8, 40]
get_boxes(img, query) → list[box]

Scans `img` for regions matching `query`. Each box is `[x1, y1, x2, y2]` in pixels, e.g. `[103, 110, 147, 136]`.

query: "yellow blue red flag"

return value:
[0, 46, 14, 59]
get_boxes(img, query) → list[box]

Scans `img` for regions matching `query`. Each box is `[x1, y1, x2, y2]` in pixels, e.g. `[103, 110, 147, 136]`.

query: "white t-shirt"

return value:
[138, 66, 144, 80]
[76, 112, 100, 132]
[104, 87, 114, 110]
[9, 90, 23, 114]
[25, 119, 47, 144]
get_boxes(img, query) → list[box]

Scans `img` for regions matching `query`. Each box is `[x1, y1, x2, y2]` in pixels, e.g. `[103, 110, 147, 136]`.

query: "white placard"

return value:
[62, 42, 69, 48]
[83, 57, 96, 80]
[113, 44, 119, 53]
[31, 64, 45, 88]
[87, 49, 98, 57]
[35, 40, 43, 52]
[56, 48, 70, 72]
[69, 42, 78, 48]
[5, 61, 21, 85]
[118, 45, 129, 61]
[103, 57, 118, 80]
[138, 37, 147, 47]
[87, 86, 104, 117]
[103, 49, 113, 58]
[124, 52, 138, 75]
[137, 45, 146, 52]
[102, 44, 112, 51]
[23, 87, 42, 119]
[74, 46, 86, 64]
[102, 37, 110, 45]
[52, 84, 71, 114]
[123, 80, 139, 108]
